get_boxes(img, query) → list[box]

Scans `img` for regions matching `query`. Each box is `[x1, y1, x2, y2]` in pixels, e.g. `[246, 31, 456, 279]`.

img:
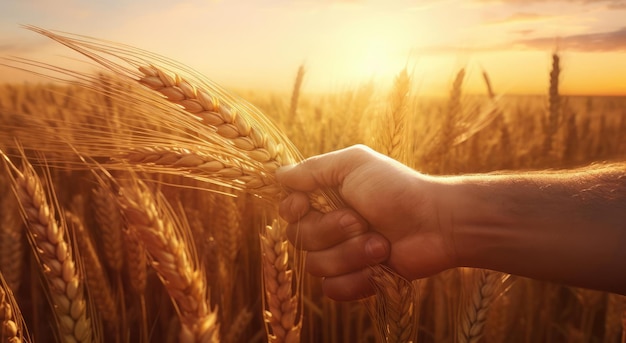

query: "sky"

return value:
[0, 0, 625, 96]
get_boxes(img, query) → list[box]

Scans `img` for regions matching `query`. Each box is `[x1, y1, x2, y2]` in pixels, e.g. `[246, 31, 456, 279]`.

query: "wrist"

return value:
[430, 175, 512, 270]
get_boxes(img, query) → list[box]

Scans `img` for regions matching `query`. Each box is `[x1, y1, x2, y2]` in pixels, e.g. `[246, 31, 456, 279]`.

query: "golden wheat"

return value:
[260, 219, 301, 343]
[0, 183, 24, 293]
[0, 26, 623, 343]
[117, 174, 220, 343]
[458, 269, 511, 343]
[0, 273, 25, 343]
[65, 210, 118, 326]
[1, 151, 93, 343]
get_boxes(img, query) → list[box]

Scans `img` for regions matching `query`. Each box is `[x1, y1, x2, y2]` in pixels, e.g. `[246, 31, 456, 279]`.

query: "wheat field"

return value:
[0, 27, 625, 343]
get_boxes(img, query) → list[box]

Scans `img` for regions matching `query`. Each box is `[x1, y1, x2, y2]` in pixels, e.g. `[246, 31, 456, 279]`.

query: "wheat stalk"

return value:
[117, 174, 220, 343]
[1, 151, 93, 343]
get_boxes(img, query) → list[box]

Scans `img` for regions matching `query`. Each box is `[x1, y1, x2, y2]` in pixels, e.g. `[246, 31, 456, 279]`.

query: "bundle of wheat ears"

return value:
[0, 26, 435, 343]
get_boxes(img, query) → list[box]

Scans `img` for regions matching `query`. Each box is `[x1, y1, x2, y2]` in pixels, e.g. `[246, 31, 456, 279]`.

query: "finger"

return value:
[278, 192, 310, 223]
[305, 233, 389, 277]
[286, 208, 369, 251]
[276, 144, 375, 192]
[321, 269, 375, 301]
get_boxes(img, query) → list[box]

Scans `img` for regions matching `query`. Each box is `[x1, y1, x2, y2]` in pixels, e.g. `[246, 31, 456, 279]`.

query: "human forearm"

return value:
[443, 164, 626, 294]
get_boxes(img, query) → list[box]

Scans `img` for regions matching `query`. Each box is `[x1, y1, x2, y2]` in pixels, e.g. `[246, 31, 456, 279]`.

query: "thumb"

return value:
[276, 145, 373, 192]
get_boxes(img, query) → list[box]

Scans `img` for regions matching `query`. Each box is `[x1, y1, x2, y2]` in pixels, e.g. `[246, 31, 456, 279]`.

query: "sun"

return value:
[337, 33, 409, 88]
[358, 37, 397, 77]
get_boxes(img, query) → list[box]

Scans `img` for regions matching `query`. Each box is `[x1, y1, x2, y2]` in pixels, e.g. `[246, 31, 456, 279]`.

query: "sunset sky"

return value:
[0, 0, 625, 96]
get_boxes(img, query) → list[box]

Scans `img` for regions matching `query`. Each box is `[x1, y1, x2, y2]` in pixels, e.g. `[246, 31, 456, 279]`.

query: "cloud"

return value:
[0, 40, 49, 55]
[476, 0, 625, 5]
[514, 27, 626, 51]
[413, 27, 626, 53]
[512, 29, 536, 36]
[608, 1, 626, 8]
[483, 12, 553, 25]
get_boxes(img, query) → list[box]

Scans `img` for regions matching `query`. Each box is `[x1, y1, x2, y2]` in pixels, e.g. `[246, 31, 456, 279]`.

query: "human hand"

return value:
[276, 145, 457, 301]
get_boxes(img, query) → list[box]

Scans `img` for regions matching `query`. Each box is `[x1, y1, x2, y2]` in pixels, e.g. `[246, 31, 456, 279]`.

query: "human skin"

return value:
[276, 145, 626, 301]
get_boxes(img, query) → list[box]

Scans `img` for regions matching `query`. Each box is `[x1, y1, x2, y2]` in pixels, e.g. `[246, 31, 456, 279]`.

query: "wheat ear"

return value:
[0, 188, 24, 292]
[213, 195, 243, 327]
[1, 151, 93, 343]
[92, 178, 124, 273]
[65, 211, 118, 325]
[22, 27, 341, 211]
[458, 269, 511, 343]
[368, 265, 418, 343]
[543, 52, 562, 155]
[224, 308, 253, 343]
[378, 68, 411, 165]
[118, 146, 281, 197]
[1, 272, 27, 343]
[260, 219, 301, 343]
[118, 175, 220, 343]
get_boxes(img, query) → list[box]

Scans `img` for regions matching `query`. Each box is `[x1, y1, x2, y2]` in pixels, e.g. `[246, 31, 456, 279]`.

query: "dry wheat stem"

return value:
[117, 176, 220, 343]
[1, 152, 93, 343]
[260, 219, 301, 343]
